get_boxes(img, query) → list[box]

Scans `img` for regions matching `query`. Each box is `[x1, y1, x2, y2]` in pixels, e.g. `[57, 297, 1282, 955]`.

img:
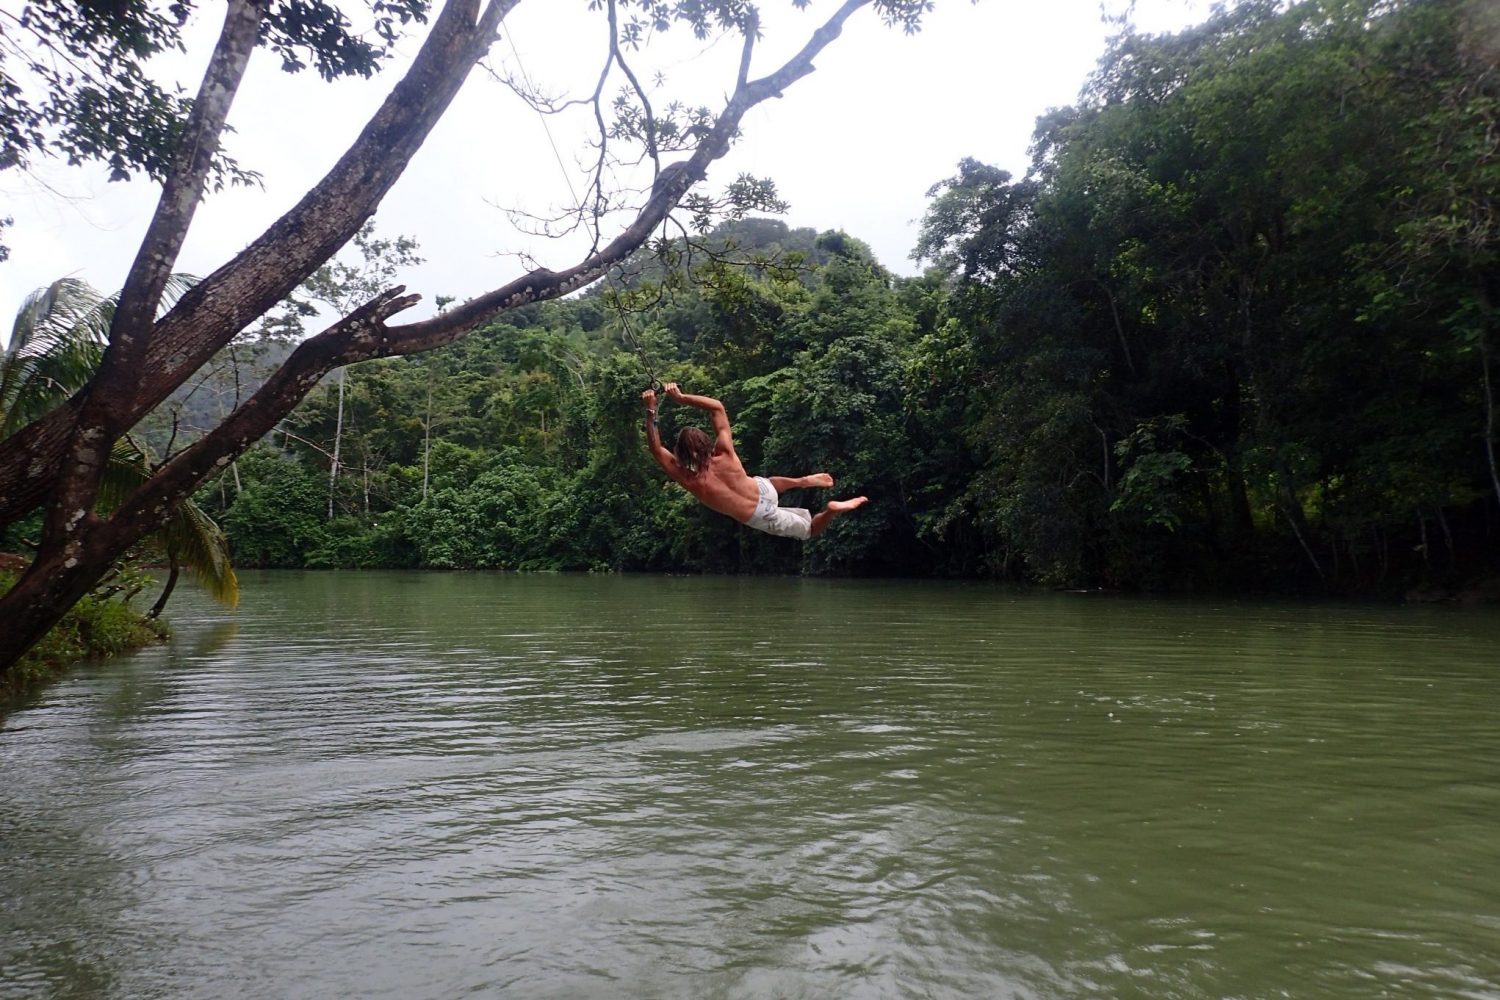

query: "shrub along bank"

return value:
[0, 561, 167, 704]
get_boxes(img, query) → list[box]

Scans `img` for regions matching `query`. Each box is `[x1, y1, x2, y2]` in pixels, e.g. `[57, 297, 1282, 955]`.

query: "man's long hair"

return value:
[673, 426, 712, 476]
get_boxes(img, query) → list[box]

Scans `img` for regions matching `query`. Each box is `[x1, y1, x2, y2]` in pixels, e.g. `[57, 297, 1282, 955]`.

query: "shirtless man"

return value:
[642, 383, 867, 540]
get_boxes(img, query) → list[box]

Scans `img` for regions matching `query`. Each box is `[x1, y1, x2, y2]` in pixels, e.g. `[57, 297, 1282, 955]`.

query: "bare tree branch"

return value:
[381, 0, 868, 352]
[609, 0, 663, 171]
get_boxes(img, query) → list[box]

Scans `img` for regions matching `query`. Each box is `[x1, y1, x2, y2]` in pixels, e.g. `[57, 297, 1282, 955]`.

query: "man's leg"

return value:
[808, 496, 869, 538]
[767, 472, 833, 493]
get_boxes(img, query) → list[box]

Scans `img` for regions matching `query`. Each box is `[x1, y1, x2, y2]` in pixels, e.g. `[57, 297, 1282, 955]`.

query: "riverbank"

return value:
[0, 561, 169, 704]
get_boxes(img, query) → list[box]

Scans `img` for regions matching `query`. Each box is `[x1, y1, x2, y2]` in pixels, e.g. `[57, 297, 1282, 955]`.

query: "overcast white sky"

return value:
[0, 0, 1212, 346]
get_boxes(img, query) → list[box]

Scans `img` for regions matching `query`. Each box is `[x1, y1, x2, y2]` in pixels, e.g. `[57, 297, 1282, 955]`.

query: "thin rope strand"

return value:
[506, 22, 658, 390]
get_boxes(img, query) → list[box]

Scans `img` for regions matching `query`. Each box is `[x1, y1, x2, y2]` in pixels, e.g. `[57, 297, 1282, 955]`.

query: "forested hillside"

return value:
[196, 0, 1498, 594]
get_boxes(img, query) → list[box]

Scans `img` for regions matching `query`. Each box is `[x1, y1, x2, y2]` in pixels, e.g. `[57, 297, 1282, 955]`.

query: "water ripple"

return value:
[3, 574, 1499, 999]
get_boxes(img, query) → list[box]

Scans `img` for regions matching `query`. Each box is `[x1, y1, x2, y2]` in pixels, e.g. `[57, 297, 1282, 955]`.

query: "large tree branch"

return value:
[134, 0, 516, 376]
[45, 0, 265, 544]
[108, 0, 265, 372]
[379, 0, 869, 351]
[0, 0, 517, 525]
[102, 288, 423, 550]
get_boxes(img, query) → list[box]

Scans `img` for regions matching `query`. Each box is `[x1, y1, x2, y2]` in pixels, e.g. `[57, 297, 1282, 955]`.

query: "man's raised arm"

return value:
[642, 388, 677, 475]
[664, 382, 732, 449]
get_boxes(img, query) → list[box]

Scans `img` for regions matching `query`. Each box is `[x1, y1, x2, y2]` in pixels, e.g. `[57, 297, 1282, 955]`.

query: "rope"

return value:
[504, 21, 662, 394]
[502, 28, 580, 209]
[607, 272, 664, 392]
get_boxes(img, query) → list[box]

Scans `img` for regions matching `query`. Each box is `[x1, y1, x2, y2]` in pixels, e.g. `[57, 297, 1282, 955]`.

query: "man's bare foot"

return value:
[808, 496, 869, 538]
[805, 472, 834, 488]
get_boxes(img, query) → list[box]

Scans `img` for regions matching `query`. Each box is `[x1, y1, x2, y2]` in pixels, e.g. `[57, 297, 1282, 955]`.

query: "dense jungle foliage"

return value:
[125, 0, 1498, 594]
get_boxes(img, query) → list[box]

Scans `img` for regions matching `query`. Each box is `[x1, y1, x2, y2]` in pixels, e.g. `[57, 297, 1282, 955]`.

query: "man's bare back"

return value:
[684, 451, 760, 522]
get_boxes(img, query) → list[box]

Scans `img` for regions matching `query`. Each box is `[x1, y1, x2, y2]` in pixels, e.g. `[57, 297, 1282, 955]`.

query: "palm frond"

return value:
[161, 500, 240, 608]
[3, 274, 199, 436]
[100, 441, 239, 608]
[7, 278, 108, 358]
[0, 338, 106, 437]
[1, 279, 110, 434]
[157, 274, 199, 313]
[96, 439, 151, 507]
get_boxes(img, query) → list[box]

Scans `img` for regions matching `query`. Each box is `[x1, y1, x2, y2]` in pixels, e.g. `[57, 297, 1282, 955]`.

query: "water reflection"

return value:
[3, 574, 1498, 998]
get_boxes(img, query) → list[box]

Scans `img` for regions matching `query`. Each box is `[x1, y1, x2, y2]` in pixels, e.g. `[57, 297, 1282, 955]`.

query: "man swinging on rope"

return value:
[642, 383, 867, 540]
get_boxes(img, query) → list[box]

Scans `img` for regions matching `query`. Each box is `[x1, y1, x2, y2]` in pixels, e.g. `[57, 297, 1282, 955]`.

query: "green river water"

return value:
[2, 572, 1498, 998]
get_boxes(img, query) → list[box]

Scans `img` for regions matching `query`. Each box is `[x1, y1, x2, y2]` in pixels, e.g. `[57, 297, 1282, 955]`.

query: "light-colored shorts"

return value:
[744, 476, 813, 541]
